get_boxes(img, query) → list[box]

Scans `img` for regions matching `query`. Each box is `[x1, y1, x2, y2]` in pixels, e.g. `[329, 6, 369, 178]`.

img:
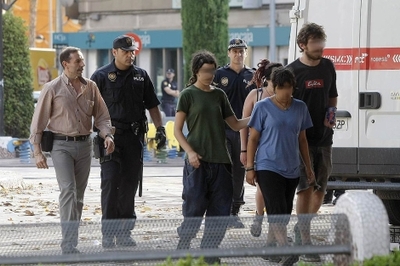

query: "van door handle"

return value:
[359, 92, 381, 109]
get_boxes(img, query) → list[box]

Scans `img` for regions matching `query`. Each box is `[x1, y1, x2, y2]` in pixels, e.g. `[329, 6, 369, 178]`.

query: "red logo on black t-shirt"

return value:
[305, 79, 324, 89]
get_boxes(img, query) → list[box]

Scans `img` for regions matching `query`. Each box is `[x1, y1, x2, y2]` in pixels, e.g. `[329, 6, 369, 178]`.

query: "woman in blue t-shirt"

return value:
[246, 67, 315, 265]
[240, 59, 282, 238]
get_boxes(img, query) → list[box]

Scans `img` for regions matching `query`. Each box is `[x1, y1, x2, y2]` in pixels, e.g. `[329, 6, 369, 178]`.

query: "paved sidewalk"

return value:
[0, 159, 335, 224]
[0, 158, 337, 265]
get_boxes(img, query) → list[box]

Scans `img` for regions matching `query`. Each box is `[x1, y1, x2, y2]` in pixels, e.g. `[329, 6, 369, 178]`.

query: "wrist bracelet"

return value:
[105, 133, 114, 141]
[241, 150, 247, 153]
[245, 166, 254, 172]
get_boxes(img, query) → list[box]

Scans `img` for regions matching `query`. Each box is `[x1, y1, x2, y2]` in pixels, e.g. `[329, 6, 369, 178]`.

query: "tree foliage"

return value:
[181, 0, 229, 86]
[3, 12, 34, 137]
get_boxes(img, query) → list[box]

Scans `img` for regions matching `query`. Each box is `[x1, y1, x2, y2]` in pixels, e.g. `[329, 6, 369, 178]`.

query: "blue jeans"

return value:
[178, 160, 233, 248]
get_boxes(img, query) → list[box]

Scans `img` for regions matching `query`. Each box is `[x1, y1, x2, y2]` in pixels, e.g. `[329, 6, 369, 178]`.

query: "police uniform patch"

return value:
[163, 81, 168, 86]
[221, 77, 229, 87]
[108, 72, 117, 82]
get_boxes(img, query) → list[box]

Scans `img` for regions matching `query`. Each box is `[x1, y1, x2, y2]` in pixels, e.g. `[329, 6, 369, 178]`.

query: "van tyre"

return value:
[374, 190, 400, 225]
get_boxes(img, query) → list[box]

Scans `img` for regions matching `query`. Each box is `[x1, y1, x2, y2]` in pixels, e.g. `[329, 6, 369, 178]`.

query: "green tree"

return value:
[181, 0, 229, 85]
[3, 12, 34, 137]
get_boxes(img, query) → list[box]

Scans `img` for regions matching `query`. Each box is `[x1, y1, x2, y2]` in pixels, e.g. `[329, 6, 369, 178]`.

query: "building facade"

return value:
[53, 0, 294, 94]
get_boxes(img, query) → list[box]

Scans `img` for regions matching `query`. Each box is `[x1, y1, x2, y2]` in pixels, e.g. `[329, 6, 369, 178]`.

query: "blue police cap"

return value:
[228, 38, 248, 50]
[113, 35, 138, 51]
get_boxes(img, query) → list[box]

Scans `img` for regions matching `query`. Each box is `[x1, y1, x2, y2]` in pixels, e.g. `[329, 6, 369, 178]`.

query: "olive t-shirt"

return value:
[176, 85, 235, 164]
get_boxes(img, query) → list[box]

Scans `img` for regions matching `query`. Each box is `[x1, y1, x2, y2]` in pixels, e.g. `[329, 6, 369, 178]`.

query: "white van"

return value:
[288, 0, 400, 225]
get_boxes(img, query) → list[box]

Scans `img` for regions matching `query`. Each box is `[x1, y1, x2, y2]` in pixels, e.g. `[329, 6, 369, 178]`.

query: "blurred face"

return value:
[228, 48, 247, 66]
[113, 48, 135, 70]
[196, 63, 216, 86]
[63, 51, 85, 78]
[301, 37, 326, 61]
[275, 82, 294, 99]
[166, 72, 175, 80]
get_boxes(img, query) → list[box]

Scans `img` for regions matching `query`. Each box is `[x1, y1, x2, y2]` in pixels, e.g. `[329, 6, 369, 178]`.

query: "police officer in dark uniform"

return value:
[161, 68, 179, 117]
[90, 35, 166, 248]
[213, 38, 256, 228]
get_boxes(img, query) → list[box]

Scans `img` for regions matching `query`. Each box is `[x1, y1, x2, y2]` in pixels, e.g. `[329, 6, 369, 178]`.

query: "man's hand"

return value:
[104, 135, 115, 155]
[35, 152, 49, 169]
[155, 126, 166, 150]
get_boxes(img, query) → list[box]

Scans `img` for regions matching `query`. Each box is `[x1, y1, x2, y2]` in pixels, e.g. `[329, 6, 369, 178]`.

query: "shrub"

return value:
[2, 11, 34, 138]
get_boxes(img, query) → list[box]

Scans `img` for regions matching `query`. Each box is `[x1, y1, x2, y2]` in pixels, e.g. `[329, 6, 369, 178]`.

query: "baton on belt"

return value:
[138, 163, 143, 197]
[138, 131, 145, 197]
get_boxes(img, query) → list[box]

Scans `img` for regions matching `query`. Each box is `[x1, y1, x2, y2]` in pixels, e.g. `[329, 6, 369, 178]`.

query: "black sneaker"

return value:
[177, 238, 191, 250]
[300, 254, 321, 262]
[323, 198, 332, 204]
[116, 236, 137, 247]
[102, 236, 115, 249]
[62, 246, 80, 255]
[229, 215, 245, 229]
[280, 255, 299, 266]
[203, 257, 221, 265]
[261, 256, 281, 263]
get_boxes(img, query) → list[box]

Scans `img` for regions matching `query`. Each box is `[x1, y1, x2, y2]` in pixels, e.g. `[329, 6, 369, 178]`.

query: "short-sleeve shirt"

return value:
[161, 78, 178, 103]
[288, 58, 338, 146]
[90, 60, 160, 123]
[176, 85, 235, 164]
[213, 65, 255, 119]
[248, 98, 313, 178]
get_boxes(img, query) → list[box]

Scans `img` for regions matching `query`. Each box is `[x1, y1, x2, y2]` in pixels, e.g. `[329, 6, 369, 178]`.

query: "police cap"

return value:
[228, 38, 248, 50]
[113, 35, 139, 51]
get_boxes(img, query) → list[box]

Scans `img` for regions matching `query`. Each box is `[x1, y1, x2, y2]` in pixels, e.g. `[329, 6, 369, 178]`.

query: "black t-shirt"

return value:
[213, 65, 256, 119]
[161, 78, 178, 103]
[90, 60, 160, 124]
[288, 58, 338, 146]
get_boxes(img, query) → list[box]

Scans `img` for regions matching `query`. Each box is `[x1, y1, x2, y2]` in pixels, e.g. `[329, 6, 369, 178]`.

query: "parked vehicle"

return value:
[289, 0, 400, 225]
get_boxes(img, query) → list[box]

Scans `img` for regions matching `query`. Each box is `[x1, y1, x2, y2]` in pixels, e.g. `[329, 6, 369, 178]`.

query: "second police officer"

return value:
[91, 35, 166, 248]
[161, 68, 179, 117]
[213, 38, 256, 228]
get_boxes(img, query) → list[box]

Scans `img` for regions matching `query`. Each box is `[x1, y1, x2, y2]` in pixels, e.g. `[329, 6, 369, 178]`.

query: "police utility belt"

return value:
[112, 120, 145, 135]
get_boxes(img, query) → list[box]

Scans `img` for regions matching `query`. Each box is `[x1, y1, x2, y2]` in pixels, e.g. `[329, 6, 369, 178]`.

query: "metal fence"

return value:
[0, 214, 351, 265]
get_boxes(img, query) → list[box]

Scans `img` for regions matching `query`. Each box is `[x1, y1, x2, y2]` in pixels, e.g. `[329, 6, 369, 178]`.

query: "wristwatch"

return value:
[105, 133, 114, 141]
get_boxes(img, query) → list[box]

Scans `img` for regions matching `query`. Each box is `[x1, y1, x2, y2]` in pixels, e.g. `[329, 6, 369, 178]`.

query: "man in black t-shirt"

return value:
[213, 38, 256, 228]
[287, 23, 338, 263]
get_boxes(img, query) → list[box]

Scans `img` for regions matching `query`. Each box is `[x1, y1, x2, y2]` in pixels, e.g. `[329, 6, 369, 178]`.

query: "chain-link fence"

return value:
[0, 214, 351, 265]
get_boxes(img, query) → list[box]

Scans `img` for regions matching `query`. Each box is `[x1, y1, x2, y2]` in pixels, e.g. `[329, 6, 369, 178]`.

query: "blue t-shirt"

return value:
[248, 97, 313, 178]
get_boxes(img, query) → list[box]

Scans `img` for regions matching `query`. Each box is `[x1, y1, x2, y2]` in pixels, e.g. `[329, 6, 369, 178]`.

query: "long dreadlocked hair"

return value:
[186, 50, 217, 87]
[248, 59, 283, 88]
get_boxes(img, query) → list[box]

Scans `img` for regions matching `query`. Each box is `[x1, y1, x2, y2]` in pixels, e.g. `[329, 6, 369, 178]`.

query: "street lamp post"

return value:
[269, 0, 276, 62]
[0, 0, 18, 136]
